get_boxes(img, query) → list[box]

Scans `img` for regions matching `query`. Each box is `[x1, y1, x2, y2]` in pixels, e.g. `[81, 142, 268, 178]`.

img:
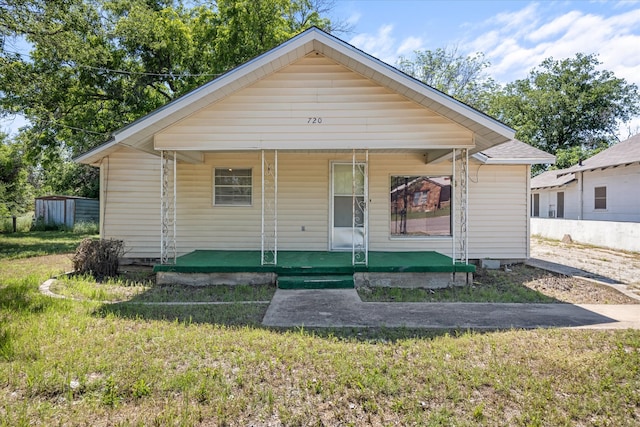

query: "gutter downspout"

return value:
[579, 171, 584, 220]
[526, 165, 531, 258]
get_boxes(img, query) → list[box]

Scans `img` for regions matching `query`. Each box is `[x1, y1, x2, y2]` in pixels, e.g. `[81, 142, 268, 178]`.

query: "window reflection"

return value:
[390, 176, 452, 236]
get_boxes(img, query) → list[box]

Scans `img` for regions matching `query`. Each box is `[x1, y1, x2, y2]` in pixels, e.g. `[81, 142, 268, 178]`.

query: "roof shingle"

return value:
[563, 134, 640, 174]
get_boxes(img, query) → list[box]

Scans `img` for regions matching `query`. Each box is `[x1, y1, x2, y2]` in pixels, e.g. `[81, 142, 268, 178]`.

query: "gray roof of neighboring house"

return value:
[531, 168, 577, 189]
[473, 139, 556, 165]
[562, 133, 640, 174]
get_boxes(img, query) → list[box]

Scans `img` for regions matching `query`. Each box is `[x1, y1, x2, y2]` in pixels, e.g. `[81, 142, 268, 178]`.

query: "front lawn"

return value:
[1, 232, 639, 425]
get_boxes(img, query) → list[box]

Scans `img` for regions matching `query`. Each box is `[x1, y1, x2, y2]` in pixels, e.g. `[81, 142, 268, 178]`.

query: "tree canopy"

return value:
[397, 47, 498, 111]
[488, 53, 640, 169]
[0, 0, 338, 208]
[0, 133, 33, 215]
[1, 2, 640, 204]
[0, 0, 337, 163]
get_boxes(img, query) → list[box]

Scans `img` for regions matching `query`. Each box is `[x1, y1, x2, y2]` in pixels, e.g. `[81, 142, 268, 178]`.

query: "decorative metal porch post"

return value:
[160, 150, 177, 264]
[352, 149, 368, 266]
[453, 148, 469, 264]
[261, 149, 278, 265]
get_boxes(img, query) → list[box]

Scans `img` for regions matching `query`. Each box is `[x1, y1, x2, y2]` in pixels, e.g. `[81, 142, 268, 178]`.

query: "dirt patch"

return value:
[521, 274, 638, 304]
[531, 237, 640, 304]
[531, 236, 640, 288]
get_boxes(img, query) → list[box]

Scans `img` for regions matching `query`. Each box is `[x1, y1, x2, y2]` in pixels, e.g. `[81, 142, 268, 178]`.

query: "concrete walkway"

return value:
[262, 289, 640, 329]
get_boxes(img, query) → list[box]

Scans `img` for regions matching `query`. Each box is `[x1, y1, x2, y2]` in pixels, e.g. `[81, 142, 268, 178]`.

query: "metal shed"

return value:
[34, 196, 99, 228]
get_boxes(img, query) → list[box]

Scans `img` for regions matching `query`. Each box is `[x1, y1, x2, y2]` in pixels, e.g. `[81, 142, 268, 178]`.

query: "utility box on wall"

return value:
[34, 196, 99, 228]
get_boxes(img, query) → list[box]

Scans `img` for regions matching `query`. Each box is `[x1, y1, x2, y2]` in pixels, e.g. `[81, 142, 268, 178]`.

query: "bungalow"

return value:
[76, 27, 553, 287]
[531, 134, 640, 222]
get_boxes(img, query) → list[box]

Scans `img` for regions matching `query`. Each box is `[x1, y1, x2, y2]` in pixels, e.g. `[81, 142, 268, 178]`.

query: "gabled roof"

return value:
[531, 168, 577, 189]
[77, 27, 515, 165]
[473, 139, 556, 165]
[562, 133, 640, 174]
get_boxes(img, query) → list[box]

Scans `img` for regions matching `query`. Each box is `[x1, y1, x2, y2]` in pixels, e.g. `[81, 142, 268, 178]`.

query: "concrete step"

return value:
[277, 275, 354, 289]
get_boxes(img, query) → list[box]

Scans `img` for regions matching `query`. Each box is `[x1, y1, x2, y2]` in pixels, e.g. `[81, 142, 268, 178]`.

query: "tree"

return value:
[397, 47, 498, 111]
[0, 133, 33, 215]
[489, 53, 640, 156]
[0, 0, 336, 196]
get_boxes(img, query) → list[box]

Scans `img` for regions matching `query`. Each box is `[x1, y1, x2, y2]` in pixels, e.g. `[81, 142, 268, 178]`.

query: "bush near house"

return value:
[72, 238, 124, 279]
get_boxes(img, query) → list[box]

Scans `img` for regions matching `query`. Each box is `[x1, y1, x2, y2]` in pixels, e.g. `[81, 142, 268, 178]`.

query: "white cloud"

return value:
[349, 24, 398, 63]
[346, 11, 362, 26]
[344, 1, 640, 137]
[459, 2, 640, 138]
[467, 3, 640, 89]
[489, 2, 541, 38]
[527, 10, 583, 42]
[396, 36, 424, 57]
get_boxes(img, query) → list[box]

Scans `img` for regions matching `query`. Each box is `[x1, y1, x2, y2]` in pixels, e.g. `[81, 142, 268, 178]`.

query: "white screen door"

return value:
[331, 163, 365, 250]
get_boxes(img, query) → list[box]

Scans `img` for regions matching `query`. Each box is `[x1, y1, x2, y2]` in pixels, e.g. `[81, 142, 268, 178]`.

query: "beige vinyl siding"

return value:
[468, 164, 529, 259]
[104, 149, 529, 260]
[155, 54, 472, 151]
[104, 149, 458, 257]
[276, 152, 331, 250]
[177, 152, 262, 251]
[176, 151, 456, 254]
[101, 147, 160, 258]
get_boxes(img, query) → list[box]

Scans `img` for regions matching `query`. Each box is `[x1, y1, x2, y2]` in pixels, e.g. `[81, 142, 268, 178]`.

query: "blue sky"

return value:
[330, 0, 640, 135]
[3, 1, 640, 136]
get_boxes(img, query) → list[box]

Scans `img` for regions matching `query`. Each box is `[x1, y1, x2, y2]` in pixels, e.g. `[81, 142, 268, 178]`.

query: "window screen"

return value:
[594, 186, 606, 210]
[214, 168, 252, 206]
[557, 192, 564, 218]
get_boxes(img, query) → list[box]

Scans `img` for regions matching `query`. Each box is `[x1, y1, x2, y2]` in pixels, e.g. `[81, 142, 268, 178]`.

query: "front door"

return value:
[331, 163, 366, 250]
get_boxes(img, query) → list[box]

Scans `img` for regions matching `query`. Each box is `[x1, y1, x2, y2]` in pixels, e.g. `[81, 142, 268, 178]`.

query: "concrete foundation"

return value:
[354, 271, 472, 288]
[156, 271, 276, 286]
[156, 271, 472, 288]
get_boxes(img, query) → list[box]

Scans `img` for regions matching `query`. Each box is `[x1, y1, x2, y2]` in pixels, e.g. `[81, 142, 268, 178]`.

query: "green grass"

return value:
[132, 283, 276, 303]
[0, 230, 98, 260]
[359, 265, 560, 303]
[51, 274, 152, 302]
[1, 232, 640, 425]
[0, 213, 33, 233]
[52, 276, 275, 304]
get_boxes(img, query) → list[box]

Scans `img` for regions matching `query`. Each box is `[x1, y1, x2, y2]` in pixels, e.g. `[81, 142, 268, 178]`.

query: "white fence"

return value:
[531, 218, 640, 253]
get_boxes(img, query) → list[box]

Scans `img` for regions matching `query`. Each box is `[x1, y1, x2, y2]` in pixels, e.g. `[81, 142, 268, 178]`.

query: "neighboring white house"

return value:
[76, 27, 554, 265]
[531, 134, 640, 222]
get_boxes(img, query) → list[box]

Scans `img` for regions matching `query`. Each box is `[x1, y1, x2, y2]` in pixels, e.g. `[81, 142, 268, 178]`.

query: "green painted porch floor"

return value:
[153, 250, 475, 275]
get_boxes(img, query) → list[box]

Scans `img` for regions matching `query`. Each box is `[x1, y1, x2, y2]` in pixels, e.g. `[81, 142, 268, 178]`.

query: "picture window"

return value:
[390, 176, 451, 236]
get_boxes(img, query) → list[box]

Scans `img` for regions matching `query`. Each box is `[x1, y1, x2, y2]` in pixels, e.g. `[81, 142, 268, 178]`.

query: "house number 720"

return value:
[307, 117, 323, 124]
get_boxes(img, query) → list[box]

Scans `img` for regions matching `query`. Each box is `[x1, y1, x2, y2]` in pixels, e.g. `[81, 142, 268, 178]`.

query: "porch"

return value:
[153, 250, 475, 289]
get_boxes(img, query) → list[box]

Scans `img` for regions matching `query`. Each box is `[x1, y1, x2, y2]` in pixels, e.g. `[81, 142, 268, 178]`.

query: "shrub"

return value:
[72, 221, 99, 235]
[31, 216, 64, 231]
[72, 238, 125, 279]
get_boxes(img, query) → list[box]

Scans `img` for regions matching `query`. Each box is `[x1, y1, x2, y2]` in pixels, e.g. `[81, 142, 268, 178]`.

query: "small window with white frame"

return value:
[213, 168, 252, 206]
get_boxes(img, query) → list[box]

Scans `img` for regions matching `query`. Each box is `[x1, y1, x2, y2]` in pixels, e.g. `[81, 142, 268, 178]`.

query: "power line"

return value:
[76, 63, 222, 78]
[51, 122, 110, 136]
[2, 49, 223, 78]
